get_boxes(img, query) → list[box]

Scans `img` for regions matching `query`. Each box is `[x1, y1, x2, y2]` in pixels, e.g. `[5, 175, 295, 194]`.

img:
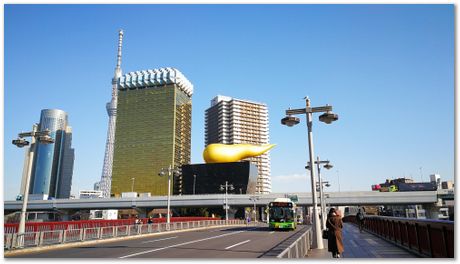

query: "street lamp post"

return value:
[281, 97, 338, 249]
[12, 124, 54, 248]
[249, 196, 260, 222]
[219, 181, 234, 221]
[317, 180, 331, 230]
[336, 170, 341, 192]
[159, 165, 180, 229]
[307, 157, 333, 230]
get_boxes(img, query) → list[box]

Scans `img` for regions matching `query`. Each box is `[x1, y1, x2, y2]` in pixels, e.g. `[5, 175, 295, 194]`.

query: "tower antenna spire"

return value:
[100, 29, 124, 198]
[115, 29, 124, 78]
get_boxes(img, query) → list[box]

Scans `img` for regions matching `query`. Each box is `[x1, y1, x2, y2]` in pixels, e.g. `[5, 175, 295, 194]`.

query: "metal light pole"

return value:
[249, 196, 260, 222]
[317, 180, 331, 230]
[159, 165, 180, 229]
[220, 181, 234, 221]
[281, 97, 338, 249]
[12, 124, 54, 248]
[307, 157, 333, 230]
[419, 167, 424, 182]
[317, 157, 325, 230]
[336, 170, 341, 192]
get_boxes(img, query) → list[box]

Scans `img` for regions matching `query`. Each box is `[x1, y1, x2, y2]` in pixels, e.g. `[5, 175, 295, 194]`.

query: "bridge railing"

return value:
[4, 216, 221, 234]
[277, 227, 313, 258]
[342, 215, 454, 258]
[5, 219, 246, 251]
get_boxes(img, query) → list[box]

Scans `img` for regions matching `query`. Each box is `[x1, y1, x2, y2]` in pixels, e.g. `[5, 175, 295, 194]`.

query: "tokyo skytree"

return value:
[99, 30, 124, 198]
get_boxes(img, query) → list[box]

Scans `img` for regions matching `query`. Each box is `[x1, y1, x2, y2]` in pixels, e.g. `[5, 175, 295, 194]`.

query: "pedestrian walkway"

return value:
[308, 223, 418, 258]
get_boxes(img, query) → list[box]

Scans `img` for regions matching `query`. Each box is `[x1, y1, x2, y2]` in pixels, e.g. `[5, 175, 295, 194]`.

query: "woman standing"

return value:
[326, 208, 344, 258]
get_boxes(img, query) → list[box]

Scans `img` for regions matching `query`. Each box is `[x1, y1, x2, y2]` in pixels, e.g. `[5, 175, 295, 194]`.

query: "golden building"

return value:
[110, 68, 192, 197]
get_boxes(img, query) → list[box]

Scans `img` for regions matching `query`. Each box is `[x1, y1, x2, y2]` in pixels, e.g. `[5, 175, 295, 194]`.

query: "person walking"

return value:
[356, 208, 365, 233]
[326, 208, 344, 258]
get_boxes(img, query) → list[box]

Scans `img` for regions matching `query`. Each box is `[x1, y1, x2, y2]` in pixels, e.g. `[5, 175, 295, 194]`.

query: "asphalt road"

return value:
[8, 224, 309, 258]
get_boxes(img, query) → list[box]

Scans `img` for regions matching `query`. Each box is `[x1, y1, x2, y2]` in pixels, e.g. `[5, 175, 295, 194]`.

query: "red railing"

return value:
[4, 217, 220, 234]
[342, 215, 454, 258]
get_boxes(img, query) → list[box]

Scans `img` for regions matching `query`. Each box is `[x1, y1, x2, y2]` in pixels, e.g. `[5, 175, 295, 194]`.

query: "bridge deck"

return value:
[308, 223, 418, 258]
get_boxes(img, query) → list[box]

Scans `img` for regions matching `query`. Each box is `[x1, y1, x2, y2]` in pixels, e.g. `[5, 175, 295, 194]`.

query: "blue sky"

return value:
[4, 4, 454, 200]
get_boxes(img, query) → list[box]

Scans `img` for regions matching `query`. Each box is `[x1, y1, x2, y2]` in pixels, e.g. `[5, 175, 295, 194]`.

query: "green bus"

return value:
[268, 198, 297, 230]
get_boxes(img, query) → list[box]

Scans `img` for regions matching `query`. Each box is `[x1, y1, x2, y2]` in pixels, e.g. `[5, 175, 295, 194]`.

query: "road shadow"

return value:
[213, 226, 270, 232]
[76, 245, 129, 249]
[259, 225, 311, 258]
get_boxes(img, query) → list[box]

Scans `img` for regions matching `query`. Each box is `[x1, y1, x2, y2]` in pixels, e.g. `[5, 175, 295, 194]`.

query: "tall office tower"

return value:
[27, 109, 75, 199]
[99, 30, 124, 198]
[57, 126, 75, 198]
[110, 68, 193, 197]
[205, 95, 272, 194]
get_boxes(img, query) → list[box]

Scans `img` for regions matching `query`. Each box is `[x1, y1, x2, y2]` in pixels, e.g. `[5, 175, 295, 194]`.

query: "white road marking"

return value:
[225, 239, 251, 250]
[119, 227, 258, 258]
[141, 236, 178, 244]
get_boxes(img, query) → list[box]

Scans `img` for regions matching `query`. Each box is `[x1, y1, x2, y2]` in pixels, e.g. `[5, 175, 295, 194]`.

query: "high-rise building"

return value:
[430, 174, 441, 189]
[99, 30, 124, 198]
[57, 126, 74, 198]
[205, 95, 271, 194]
[93, 181, 101, 191]
[26, 109, 75, 199]
[110, 68, 193, 197]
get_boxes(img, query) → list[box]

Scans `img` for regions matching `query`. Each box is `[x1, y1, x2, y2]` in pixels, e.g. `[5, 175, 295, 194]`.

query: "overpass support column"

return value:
[59, 210, 74, 221]
[135, 208, 148, 219]
[424, 201, 442, 220]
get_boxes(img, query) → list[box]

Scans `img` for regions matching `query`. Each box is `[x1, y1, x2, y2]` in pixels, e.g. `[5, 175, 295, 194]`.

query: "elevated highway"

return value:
[4, 191, 438, 214]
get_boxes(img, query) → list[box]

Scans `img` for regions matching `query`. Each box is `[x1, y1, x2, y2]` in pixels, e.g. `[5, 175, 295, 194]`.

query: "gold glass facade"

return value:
[111, 84, 191, 196]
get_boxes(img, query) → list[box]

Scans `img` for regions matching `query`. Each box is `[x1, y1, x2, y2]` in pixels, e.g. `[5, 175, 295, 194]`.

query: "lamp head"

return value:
[158, 171, 165, 177]
[325, 183, 331, 188]
[319, 111, 338, 124]
[281, 116, 300, 127]
[323, 163, 333, 170]
[38, 135, 54, 144]
[12, 138, 30, 148]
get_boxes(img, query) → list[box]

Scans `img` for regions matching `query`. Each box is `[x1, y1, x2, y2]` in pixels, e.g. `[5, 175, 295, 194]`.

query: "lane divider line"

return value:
[224, 239, 251, 250]
[141, 236, 178, 244]
[119, 227, 258, 258]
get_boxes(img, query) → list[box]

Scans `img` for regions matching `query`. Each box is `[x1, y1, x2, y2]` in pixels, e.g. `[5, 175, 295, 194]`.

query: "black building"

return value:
[179, 161, 258, 195]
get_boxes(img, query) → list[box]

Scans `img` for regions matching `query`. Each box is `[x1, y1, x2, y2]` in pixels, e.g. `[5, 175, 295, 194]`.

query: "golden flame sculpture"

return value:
[203, 143, 276, 163]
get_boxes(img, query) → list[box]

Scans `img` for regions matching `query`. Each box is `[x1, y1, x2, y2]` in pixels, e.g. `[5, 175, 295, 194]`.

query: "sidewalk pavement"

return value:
[307, 223, 417, 258]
